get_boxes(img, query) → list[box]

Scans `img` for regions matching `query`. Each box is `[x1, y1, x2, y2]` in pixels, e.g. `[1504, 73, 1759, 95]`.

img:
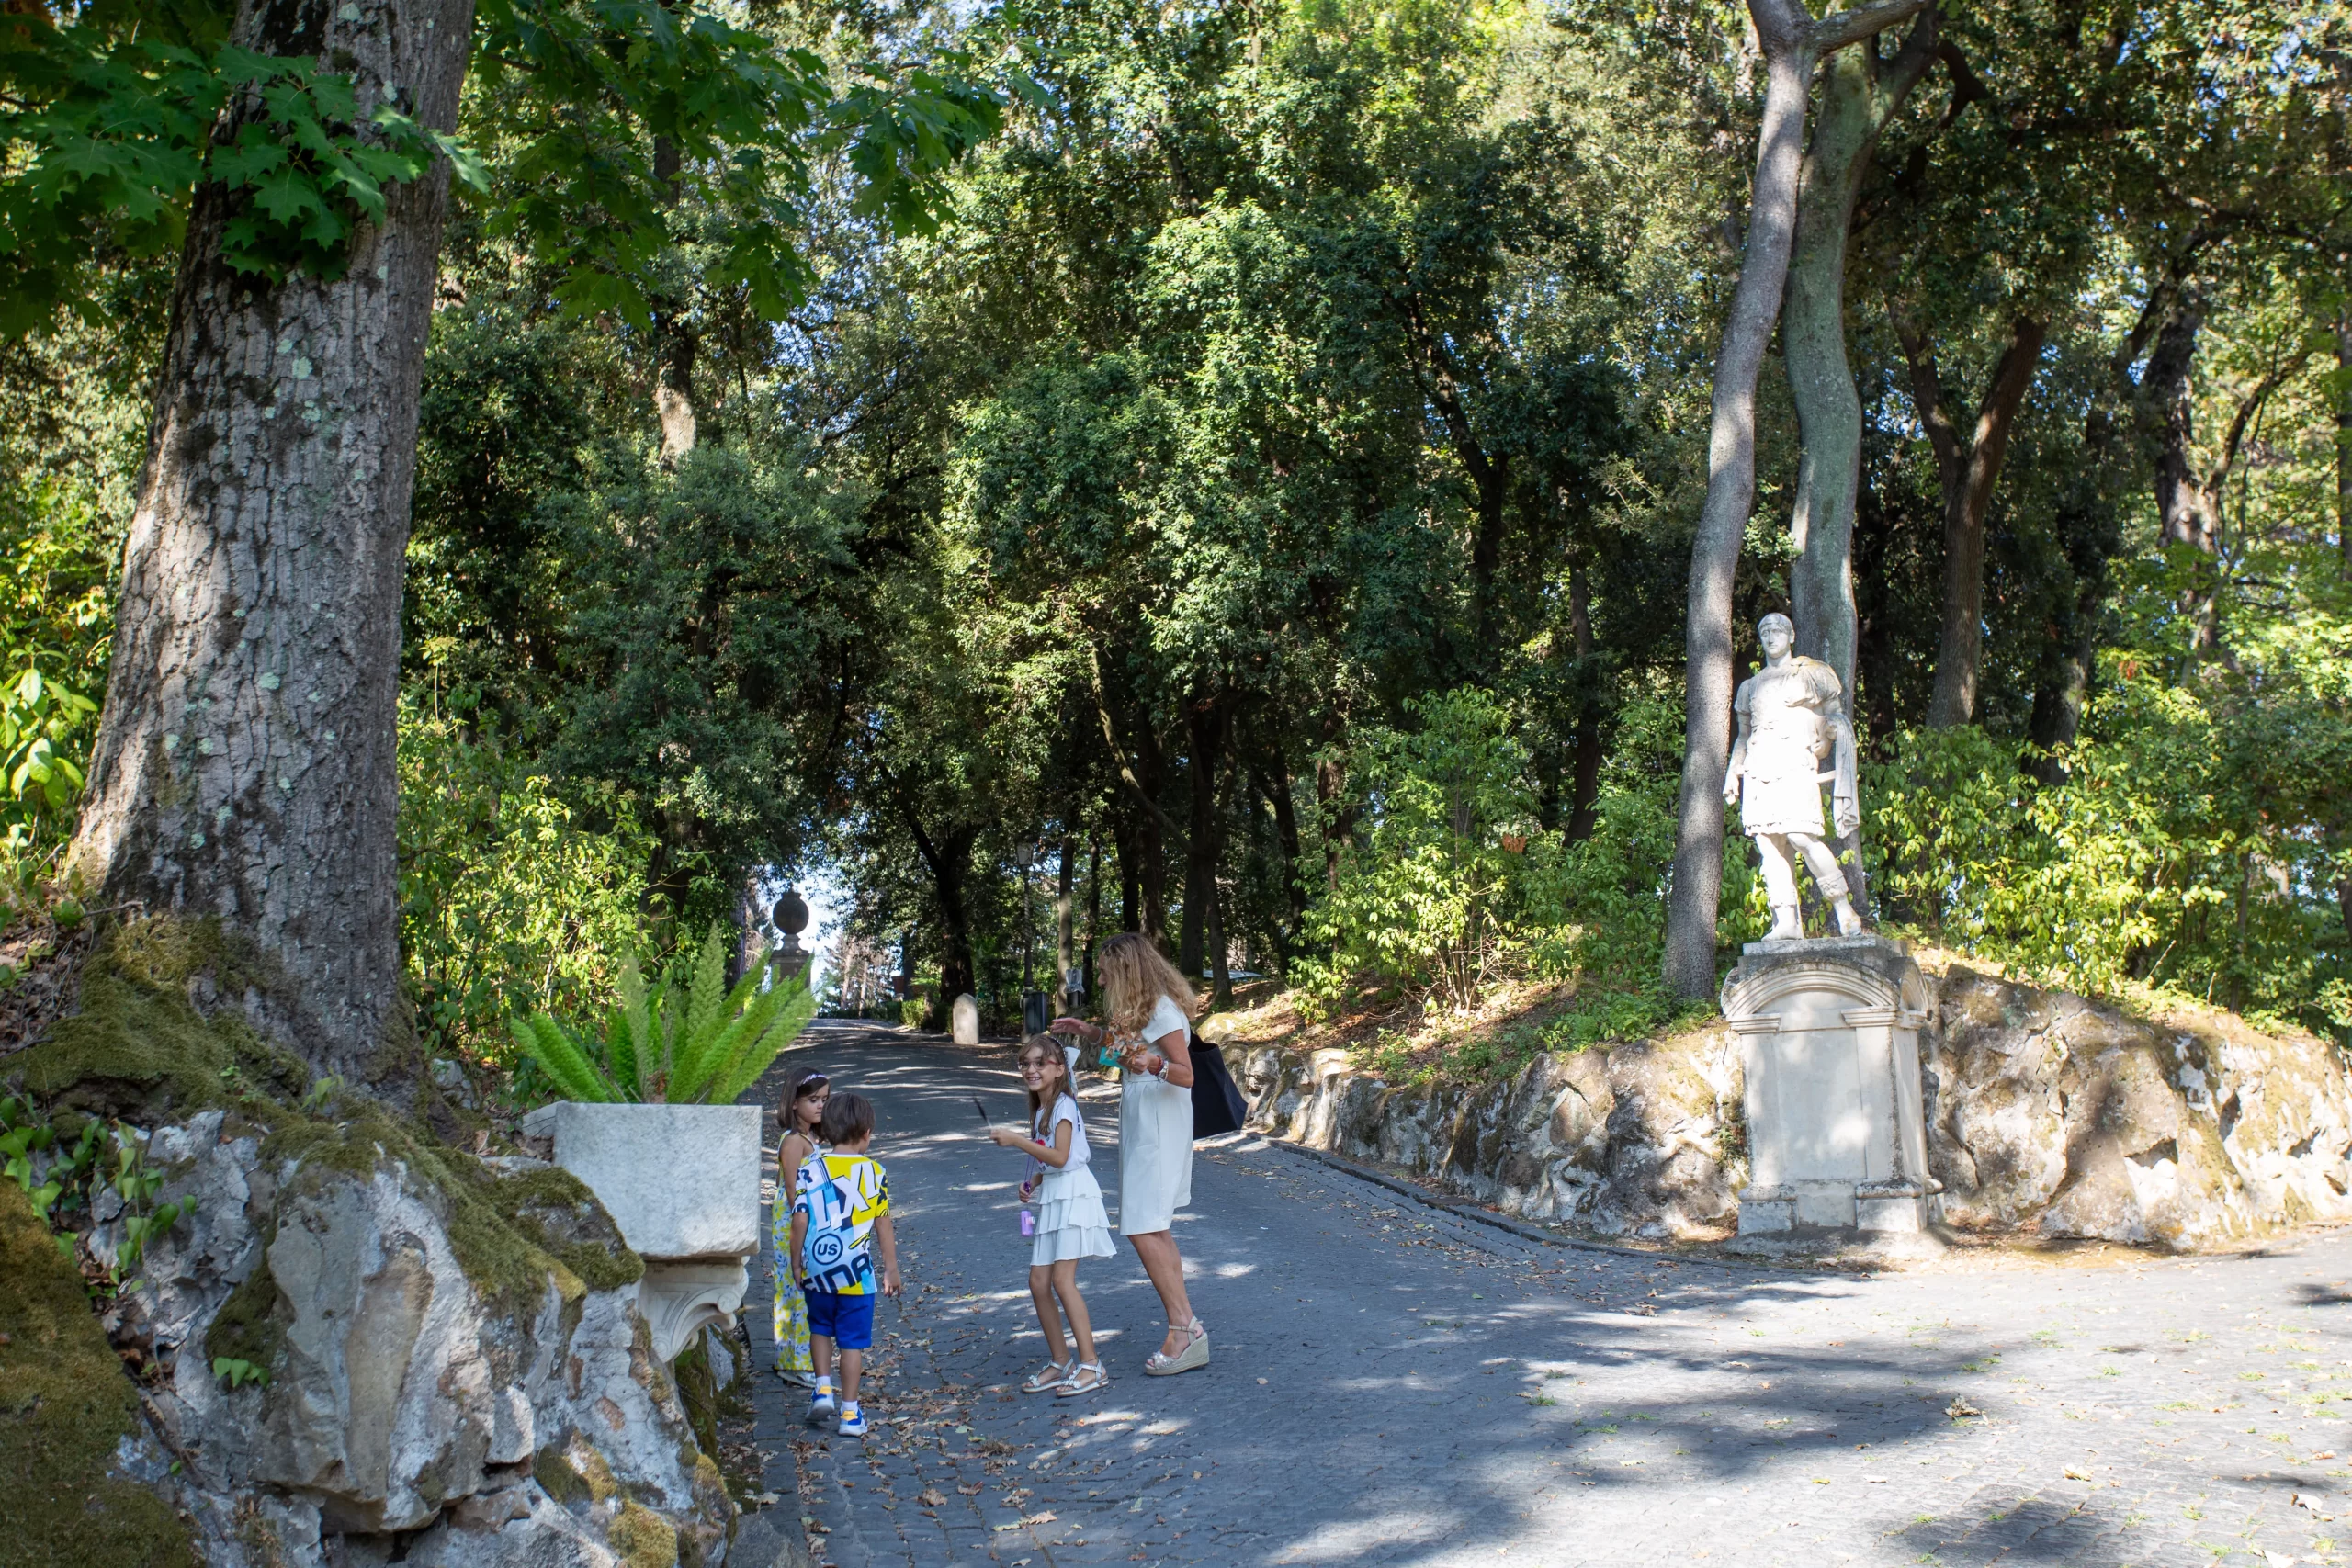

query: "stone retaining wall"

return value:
[1233, 964, 2352, 1250]
[85, 1111, 737, 1568]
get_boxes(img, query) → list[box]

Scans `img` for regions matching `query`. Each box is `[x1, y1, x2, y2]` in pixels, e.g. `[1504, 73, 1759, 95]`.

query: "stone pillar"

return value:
[952, 993, 980, 1045]
[1722, 934, 1939, 1245]
[520, 1102, 762, 1359]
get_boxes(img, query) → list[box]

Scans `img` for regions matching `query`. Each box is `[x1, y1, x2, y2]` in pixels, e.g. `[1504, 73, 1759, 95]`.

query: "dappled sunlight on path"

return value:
[724, 1020, 2352, 1568]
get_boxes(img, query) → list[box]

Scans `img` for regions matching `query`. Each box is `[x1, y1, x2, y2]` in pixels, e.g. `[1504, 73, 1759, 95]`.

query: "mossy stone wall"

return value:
[0, 1180, 198, 1568]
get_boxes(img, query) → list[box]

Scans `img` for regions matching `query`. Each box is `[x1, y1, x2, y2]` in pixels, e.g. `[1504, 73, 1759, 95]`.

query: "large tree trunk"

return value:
[1132, 716, 1170, 945]
[927, 826, 978, 1017]
[1896, 311, 2046, 728]
[1565, 557, 1603, 841]
[1054, 833, 1076, 994]
[1177, 694, 1228, 976]
[1780, 20, 1931, 918]
[2338, 313, 2352, 577]
[1784, 17, 1934, 695]
[68, 0, 475, 1094]
[1264, 762, 1307, 957]
[1663, 3, 1815, 1001]
[1665, 0, 1926, 998]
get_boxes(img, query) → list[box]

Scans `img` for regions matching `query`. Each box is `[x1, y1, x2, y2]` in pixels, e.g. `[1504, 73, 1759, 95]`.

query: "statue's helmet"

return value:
[1757, 611, 1794, 642]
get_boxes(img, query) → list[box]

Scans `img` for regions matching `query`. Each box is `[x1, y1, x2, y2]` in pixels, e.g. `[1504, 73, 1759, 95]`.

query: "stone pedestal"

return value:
[1722, 934, 1939, 1243]
[952, 993, 980, 1045]
[520, 1101, 761, 1358]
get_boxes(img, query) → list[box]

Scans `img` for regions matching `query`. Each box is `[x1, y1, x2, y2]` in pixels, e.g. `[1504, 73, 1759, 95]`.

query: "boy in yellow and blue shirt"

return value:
[788, 1091, 900, 1436]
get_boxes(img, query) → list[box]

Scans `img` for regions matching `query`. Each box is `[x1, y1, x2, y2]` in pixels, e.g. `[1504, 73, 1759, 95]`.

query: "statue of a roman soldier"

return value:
[1724, 612, 1863, 942]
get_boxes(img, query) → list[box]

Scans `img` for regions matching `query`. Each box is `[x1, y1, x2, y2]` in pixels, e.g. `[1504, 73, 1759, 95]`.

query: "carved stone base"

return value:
[638, 1259, 752, 1362]
[1724, 934, 1938, 1247]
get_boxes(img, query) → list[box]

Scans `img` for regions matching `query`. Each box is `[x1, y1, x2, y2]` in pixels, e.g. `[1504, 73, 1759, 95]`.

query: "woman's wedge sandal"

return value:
[1055, 1361, 1110, 1398]
[1021, 1359, 1074, 1394]
[1143, 1319, 1208, 1377]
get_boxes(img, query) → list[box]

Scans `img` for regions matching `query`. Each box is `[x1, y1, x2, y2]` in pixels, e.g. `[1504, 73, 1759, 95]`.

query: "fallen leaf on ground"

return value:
[918, 1488, 945, 1507]
[958, 1483, 982, 1495]
[1945, 1399, 1981, 1419]
[2064, 1468, 2092, 1482]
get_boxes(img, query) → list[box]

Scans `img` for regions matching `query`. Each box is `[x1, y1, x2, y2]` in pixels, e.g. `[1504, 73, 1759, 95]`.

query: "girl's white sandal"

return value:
[1143, 1319, 1208, 1377]
[1055, 1361, 1110, 1398]
[1021, 1359, 1074, 1394]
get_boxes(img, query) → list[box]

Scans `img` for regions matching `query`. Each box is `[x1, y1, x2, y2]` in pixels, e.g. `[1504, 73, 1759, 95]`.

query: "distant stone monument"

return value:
[951, 992, 980, 1045]
[1721, 613, 1937, 1246]
[769, 890, 810, 986]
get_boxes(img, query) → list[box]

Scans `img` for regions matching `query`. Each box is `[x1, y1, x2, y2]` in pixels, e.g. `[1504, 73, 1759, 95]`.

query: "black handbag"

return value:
[1188, 1038, 1250, 1140]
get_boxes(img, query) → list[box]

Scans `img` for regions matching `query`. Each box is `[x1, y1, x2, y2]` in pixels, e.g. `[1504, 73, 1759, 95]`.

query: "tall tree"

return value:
[1905, 310, 2047, 726]
[1664, 0, 1927, 1000]
[64, 0, 476, 1090]
[6, 0, 1003, 1085]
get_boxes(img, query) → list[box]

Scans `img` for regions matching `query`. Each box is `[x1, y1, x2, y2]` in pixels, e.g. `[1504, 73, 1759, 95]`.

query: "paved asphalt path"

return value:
[725, 1020, 2352, 1568]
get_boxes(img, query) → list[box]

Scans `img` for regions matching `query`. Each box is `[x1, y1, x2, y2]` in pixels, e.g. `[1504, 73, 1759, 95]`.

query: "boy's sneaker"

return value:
[836, 1404, 868, 1438]
[806, 1390, 837, 1427]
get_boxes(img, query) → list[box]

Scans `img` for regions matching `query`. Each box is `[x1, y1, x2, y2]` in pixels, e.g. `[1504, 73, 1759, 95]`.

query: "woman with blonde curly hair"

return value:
[1049, 932, 1207, 1376]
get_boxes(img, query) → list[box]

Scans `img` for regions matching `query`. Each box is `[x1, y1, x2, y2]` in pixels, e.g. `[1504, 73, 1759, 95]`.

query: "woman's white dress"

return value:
[1031, 1094, 1118, 1265]
[1116, 994, 1195, 1236]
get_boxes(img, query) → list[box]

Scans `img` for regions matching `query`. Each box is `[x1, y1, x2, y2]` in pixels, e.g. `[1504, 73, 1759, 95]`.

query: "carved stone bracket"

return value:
[638, 1259, 752, 1362]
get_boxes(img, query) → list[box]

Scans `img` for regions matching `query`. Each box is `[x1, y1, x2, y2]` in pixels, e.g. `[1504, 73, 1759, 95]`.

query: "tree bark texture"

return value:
[1177, 694, 1228, 976]
[1263, 763, 1307, 955]
[1784, 18, 1934, 697]
[2338, 314, 2352, 577]
[1663, 2, 1816, 1001]
[1566, 558, 1602, 841]
[1897, 311, 2046, 728]
[1665, 0, 1928, 998]
[69, 0, 475, 1093]
[1055, 834, 1076, 990]
[913, 821, 978, 1020]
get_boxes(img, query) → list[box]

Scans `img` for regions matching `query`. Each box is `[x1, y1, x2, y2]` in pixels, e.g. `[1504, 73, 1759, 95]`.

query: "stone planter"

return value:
[521, 1101, 762, 1359]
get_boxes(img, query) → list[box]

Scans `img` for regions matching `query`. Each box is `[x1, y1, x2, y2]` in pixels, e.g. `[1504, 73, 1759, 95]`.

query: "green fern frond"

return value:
[656, 978, 684, 1101]
[513, 1014, 621, 1103]
[675, 974, 785, 1103]
[672, 959, 778, 1103]
[619, 955, 651, 1089]
[708, 975, 818, 1106]
[681, 926, 728, 1053]
[603, 1001, 638, 1100]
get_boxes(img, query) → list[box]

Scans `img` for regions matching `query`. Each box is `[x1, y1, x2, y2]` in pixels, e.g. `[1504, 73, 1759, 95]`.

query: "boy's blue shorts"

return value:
[804, 1288, 876, 1350]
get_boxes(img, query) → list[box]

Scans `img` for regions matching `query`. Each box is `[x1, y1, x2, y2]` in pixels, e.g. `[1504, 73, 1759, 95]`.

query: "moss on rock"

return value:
[0, 1180, 198, 1568]
[609, 1500, 681, 1568]
[7, 917, 309, 1122]
[201, 1242, 285, 1371]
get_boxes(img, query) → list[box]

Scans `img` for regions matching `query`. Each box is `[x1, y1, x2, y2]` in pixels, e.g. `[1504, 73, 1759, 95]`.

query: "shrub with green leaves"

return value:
[511, 926, 815, 1105]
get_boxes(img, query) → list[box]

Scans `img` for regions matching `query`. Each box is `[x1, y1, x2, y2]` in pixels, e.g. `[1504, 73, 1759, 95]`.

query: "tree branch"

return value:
[1810, 0, 1933, 57]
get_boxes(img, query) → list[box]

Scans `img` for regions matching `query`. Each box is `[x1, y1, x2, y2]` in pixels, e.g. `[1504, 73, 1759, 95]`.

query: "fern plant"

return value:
[511, 926, 815, 1105]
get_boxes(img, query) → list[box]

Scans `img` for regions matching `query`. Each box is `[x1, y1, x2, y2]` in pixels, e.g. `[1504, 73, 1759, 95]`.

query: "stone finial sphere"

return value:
[772, 891, 809, 936]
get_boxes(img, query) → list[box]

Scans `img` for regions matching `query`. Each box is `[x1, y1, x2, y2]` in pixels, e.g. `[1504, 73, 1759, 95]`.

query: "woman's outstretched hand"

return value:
[1047, 1016, 1092, 1038]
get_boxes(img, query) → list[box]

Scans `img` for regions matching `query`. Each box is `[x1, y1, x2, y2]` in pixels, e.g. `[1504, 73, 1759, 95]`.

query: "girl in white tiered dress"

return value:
[988, 1040, 1116, 1397]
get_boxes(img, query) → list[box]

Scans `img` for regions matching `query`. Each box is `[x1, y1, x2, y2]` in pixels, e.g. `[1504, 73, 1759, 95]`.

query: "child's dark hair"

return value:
[820, 1091, 875, 1145]
[1021, 1039, 1076, 1129]
[780, 1069, 828, 1133]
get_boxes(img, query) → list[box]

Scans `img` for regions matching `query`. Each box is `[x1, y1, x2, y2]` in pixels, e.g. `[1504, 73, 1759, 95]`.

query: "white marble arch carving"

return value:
[1722, 939, 1935, 1235]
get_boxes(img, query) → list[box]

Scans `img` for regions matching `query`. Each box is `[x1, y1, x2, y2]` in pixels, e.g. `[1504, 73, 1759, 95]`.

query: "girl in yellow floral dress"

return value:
[772, 1069, 829, 1382]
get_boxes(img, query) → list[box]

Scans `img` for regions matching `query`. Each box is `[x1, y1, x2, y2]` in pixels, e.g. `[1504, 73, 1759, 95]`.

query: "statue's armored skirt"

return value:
[1733, 660, 1841, 838]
